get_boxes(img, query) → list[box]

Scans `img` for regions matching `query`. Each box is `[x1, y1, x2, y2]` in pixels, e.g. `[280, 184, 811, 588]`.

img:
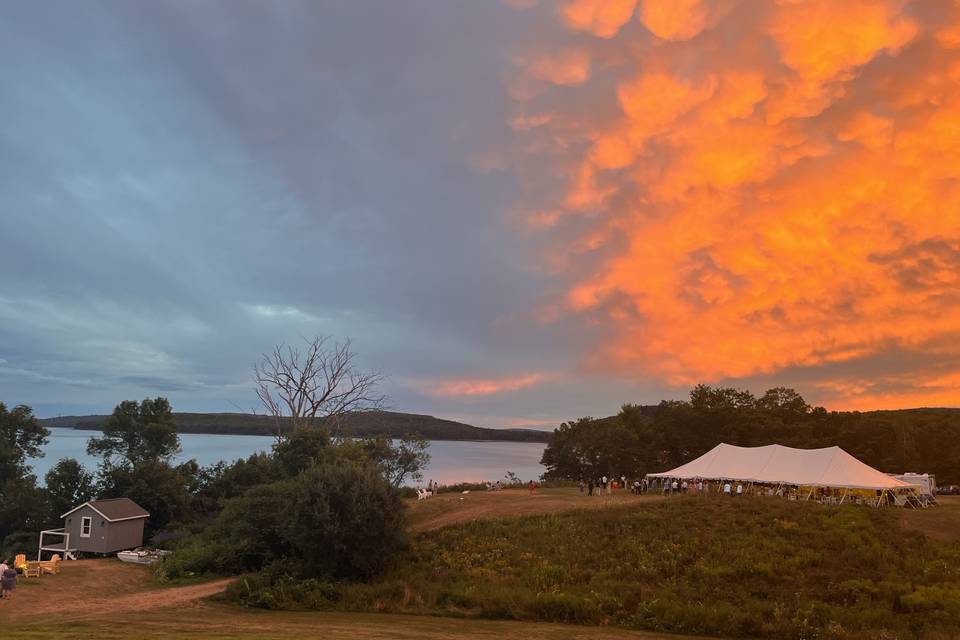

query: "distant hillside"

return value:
[39, 410, 552, 443]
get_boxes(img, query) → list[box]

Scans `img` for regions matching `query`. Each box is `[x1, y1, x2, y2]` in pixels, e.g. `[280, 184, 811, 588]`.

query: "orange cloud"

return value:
[519, 48, 591, 86]
[766, 0, 917, 82]
[562, 0, 637, 38]
[638, 0, 710, 41]
[417, 373, 550, 398]
[506, 0, 960, 409]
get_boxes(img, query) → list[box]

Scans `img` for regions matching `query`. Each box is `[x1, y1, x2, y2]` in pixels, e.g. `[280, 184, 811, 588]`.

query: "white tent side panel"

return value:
[647, 443, 915, 491]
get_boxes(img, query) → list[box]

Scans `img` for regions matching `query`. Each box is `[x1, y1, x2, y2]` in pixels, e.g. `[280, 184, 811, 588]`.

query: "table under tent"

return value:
[646, 443, 928, 507]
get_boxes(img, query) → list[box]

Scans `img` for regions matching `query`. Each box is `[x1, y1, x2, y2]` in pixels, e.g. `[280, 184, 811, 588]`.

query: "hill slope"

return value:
[282, 494, 960, 639]
[39, 411, 552, 443]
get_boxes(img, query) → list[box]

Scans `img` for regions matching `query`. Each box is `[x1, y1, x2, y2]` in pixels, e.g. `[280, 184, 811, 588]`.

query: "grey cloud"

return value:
[0, 0, 601, 425]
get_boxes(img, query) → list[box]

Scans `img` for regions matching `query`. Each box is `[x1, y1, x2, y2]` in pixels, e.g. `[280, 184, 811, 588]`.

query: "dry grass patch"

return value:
[407, 487, 660, 532]
[898, 495, 960, 541]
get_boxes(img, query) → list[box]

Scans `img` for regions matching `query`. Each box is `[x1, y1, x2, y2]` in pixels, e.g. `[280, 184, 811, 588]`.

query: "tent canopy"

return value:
[647, 443, 915, 491]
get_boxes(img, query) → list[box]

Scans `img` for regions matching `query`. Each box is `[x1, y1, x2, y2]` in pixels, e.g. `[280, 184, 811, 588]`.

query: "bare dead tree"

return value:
[254, 336, 387, 439]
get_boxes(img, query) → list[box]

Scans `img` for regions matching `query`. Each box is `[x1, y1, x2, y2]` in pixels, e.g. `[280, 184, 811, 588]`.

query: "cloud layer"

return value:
[4, 1, 960, 424]
[508, 0, 960, 409]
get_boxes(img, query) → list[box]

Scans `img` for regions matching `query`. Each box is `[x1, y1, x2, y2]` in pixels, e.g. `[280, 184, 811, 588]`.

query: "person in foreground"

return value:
[0, 559, 15, 599]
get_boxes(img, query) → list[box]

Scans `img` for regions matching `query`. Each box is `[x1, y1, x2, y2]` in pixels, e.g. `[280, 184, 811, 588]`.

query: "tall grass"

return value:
[227, 497, 960, 639]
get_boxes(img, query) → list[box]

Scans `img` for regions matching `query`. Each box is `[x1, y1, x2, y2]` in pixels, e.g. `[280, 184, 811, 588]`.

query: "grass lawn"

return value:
[3, 605, 708, 640]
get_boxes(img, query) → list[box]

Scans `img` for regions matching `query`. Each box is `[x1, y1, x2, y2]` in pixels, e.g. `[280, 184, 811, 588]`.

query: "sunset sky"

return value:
[3, 0, 960, 425]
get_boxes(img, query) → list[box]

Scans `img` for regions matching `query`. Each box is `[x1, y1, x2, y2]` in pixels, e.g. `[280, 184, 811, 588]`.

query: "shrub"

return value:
[164, 459, 406, 582]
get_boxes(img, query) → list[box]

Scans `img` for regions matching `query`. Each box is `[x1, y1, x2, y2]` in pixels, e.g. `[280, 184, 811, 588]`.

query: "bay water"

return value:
[30, 427, 547, 486]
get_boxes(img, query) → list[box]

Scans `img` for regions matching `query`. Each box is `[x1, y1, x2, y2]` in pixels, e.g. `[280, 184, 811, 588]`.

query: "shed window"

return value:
[80, 516, 92, 538]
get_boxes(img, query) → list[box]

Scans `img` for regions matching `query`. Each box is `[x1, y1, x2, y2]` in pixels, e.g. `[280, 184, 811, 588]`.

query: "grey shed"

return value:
[38, 498, 150, 559]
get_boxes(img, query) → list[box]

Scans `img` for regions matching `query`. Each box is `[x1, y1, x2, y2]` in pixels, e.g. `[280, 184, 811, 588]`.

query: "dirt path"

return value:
[27, 577, 233, 618]
[0, 559, 231, 621]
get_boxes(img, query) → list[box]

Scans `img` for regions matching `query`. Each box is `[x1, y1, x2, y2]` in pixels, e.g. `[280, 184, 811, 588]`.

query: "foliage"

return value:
[540, 416, 641, 481]
[97, 459, 197, 537]
[44, 458, 95, 525]
[87, 397, 180, 466]
[190, 452, 280, 518]
[0, 402, 49, 555]
[255, 497, 960, 639]
[0, 402, 49, 486]
[0, 477, 48, 558]
[542, 385, 960, 483]
[361, 434, 431, 487]
[163, 458, 406, 582]
[273, 426, 333, 476]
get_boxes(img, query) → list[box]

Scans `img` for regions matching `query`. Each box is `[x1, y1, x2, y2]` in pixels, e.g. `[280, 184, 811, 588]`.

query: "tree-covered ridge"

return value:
[40, 410, 551, 443]
[541, 385, 960, 484]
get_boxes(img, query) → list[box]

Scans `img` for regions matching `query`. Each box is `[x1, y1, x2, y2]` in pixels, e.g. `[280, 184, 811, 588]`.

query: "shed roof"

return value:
[61, 497, 150, 521]
[647, 443, 917, 491]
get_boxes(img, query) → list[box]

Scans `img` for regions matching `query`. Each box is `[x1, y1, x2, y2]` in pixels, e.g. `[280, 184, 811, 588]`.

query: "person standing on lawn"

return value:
[0, 560, 16, 599]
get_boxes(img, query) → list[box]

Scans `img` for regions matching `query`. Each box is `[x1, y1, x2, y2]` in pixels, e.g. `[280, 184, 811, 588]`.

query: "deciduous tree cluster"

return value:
[542, 385, 960, 483]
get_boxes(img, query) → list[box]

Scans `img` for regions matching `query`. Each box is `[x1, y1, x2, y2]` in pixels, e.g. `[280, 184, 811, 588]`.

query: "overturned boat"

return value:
[116, 547, 171, 565]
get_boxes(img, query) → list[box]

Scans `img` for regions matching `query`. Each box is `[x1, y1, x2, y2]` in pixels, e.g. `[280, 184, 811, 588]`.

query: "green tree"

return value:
[541, 386, 960, 484]
[44, 458, 95, 525]
[756, 387, 812, 416]
[541, 415, 641, 480]
[0, 478, 48, 558]
[170, 459, 406, 581]
[192, 453, 281, 517]
[97, 459, 195, 537]
[0, 402, 49, 485]
[272, 426, 332, 476]
[282, 461, 406, 579]
[87, 398, 180, 466]
[361, 433, 431, 487]
[0, 402, 49, 554]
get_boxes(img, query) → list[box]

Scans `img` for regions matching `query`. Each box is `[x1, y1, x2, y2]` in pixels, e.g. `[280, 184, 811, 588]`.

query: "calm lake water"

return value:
[30, 427, 548, 486]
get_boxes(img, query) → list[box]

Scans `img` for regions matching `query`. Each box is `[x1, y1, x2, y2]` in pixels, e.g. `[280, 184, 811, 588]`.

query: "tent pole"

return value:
[839, 488, 847, 505]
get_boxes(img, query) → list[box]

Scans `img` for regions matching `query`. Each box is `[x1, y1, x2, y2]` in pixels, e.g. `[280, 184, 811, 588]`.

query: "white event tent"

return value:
[647, 443, 921, 505]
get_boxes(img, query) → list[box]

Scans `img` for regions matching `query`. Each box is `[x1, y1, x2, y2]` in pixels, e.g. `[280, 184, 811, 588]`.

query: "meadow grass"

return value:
[229, 496, 960, 639]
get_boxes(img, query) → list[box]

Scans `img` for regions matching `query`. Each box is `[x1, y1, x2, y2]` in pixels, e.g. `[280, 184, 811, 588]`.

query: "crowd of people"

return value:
[645, 478, 881, 504]
[577, 475, 652, 496]
[655, 478, 746, 496]
[573, 476, 791, 499]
